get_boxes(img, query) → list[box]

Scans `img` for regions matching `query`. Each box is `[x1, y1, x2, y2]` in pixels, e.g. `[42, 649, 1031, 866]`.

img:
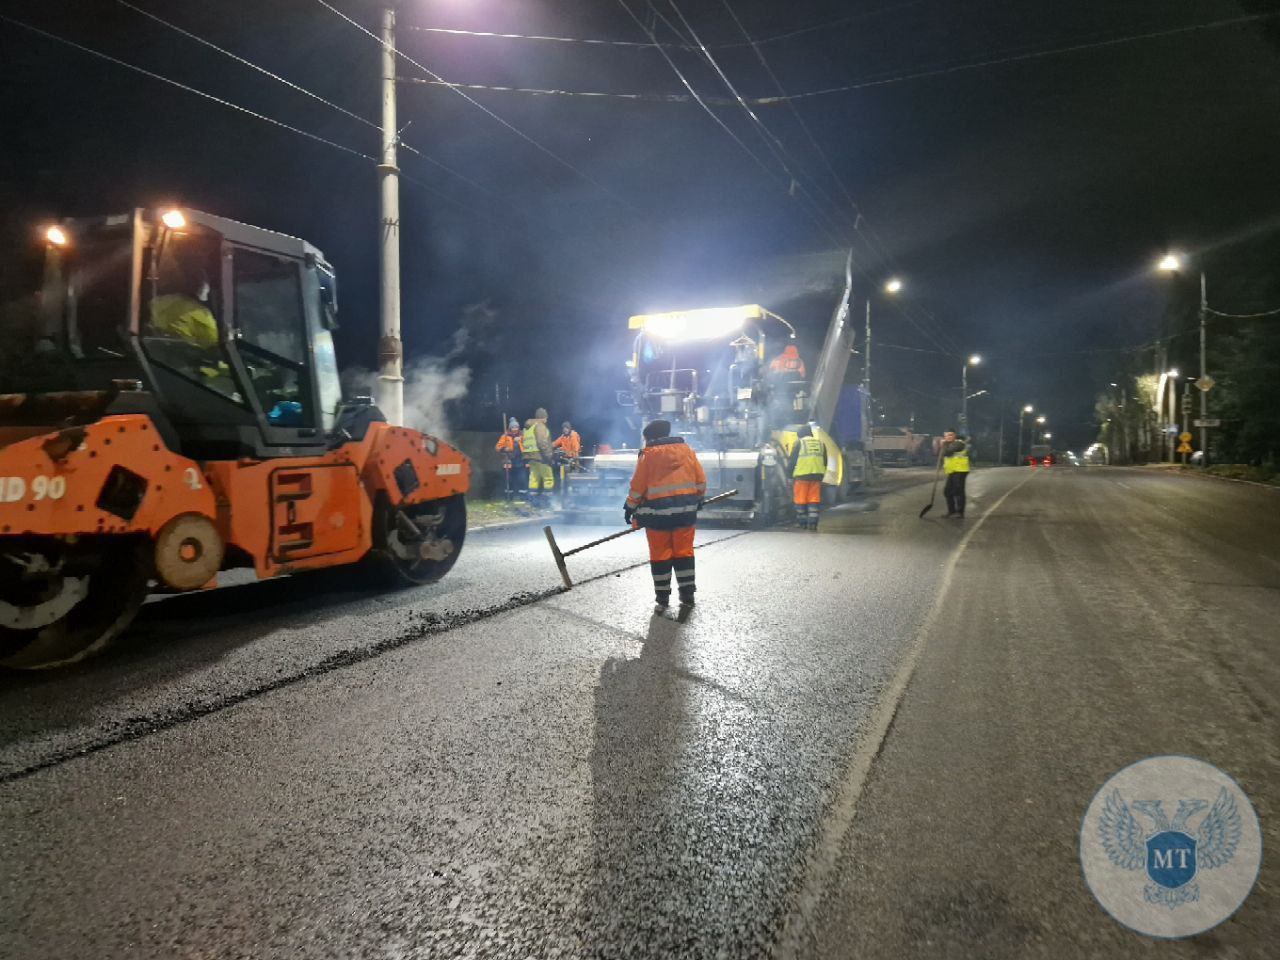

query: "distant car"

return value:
[1026, 444, 1054, 466]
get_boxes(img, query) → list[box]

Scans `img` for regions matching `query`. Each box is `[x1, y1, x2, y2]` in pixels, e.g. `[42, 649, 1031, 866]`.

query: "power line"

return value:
[109, 0, 491, 197]
[615, 0, 848, 250]
[311, 0, 630, 209]
[1206, 305, 1280, 319]
[404, 24, 684, 49]
[663, 0, 858, 245]
[771, 11, 1280, 103]
[0, 13, 375, 163]
[396, 76, 722, 104]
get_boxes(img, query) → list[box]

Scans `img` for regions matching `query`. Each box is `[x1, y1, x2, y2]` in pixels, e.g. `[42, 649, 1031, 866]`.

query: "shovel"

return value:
[544, 489, 738, 589]
[918, 449, 945, 518]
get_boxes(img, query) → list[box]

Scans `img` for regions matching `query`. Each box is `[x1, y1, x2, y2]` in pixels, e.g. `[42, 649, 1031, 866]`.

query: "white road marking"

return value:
[776, 471, 1036, 958]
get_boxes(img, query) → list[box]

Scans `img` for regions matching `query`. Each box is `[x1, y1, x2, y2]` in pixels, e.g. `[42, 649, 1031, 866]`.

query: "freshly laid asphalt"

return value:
[1, 466, 1275, 959]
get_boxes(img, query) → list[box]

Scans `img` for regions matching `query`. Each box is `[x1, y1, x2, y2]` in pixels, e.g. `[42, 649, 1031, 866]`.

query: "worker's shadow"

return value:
[577, 615, 712, 955]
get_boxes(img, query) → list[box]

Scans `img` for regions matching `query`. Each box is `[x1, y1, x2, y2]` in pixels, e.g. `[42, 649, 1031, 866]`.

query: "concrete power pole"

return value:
[377, 5, 404, 425]
[1198, 271, 1208, 466]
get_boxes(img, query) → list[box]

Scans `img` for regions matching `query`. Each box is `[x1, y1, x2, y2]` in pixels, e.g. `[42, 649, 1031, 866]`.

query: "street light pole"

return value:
[377, 4, 404, 425]
[1017, 404, 1033, 466]
[1199, 270, 1208, 465]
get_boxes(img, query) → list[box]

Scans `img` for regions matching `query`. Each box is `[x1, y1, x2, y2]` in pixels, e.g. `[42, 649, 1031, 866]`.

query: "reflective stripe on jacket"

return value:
[626, 437, 707, 530]
[793, 436, 826, 479]
[943, 441, 970, 474]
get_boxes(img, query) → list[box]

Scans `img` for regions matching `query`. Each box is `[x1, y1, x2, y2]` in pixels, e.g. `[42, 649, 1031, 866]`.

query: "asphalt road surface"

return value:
[2, 466, 1276, 959]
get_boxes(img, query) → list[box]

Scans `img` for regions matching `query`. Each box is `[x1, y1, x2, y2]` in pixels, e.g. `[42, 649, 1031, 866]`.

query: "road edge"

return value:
[775, 471, 1034, 959]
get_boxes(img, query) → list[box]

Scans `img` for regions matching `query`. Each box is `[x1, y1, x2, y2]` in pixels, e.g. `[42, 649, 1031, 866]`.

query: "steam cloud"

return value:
[341, 302, 495, 440]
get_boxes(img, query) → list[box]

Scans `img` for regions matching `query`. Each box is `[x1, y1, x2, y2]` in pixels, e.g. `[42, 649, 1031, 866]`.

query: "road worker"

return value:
[941, 429, 971, 519]
[789, 423, 826, 531]
[624, 419, 707, 614]
[552, 421, 582, 464]
[148, 267, 231, 389]
[494, 418, 523, 499]
[522, 407, 555, 508]
[769, 343, 807, 379]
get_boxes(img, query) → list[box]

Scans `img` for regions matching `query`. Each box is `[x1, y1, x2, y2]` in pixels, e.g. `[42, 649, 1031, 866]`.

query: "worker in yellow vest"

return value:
[941, 430, 970, 519]
[789, 423, 826, 531]
[522, 407, 555, 508]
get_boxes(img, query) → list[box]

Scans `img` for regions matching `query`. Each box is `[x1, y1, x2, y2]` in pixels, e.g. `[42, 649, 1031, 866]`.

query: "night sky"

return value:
[3, 0, 1279, 449]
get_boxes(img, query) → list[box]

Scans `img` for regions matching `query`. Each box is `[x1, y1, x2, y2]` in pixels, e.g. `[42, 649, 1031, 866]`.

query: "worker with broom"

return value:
[941, 429, 971, 518]
[624, 420, 707, 613]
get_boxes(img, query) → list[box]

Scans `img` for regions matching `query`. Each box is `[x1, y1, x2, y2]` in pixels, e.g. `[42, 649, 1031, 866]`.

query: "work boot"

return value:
[654, 592, 670, 612]
[677, 595, 695, 622]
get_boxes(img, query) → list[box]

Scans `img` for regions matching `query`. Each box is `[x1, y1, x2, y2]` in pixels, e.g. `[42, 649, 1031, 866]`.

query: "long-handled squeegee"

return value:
[543, 489, 738, 589]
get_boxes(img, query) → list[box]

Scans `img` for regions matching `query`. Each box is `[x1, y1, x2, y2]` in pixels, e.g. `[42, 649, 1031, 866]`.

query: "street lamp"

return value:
[961, 354, 981, 431]
[1156, 253, 1207, 465]
[864, 277, 903, 394]
[1017, 404, 1034, 465]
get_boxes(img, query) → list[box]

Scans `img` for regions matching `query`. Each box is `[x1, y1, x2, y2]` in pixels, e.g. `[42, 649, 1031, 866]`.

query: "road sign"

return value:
[1196, 375, 1215, 392]
[1193, 418, 1222, 428]
[1181, 395, 1192, 412]
[1177, 442, 1193, 454]
[1179, 431, 1193, 443]
[1165, 424, 1179, 435]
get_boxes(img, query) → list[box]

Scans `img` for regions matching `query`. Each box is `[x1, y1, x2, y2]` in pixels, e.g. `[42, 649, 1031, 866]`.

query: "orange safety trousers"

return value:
[792, 479, 822, 505]
[645, 527, 695, 602]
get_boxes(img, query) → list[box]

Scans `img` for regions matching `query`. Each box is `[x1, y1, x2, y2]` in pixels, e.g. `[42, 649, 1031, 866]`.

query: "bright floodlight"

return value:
[1036, 415, 1046, 424]
[884, 278, 903, 294]
[1043, 432, 1053, 439]
[968, 354, 982, 366]
[160, 209, 187, 230]
[1168, 368, 1179, 378]
[629, 304, 769, 341]
[1157, 253, 1182, 273]
[1023, 404, 1034, 413]
[45, 225, 68, 247]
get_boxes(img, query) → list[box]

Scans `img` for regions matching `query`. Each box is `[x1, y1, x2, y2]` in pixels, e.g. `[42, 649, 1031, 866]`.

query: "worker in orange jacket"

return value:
[624, 419, 707, 613]
[494, 418, 523, 498]
[552, 421, 582, 464]
[769, 343, 807, 379]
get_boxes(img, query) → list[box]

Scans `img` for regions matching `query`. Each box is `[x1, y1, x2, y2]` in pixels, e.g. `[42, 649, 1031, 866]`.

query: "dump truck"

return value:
[562, 253, 862, 523]
[0, 208, 469, 669]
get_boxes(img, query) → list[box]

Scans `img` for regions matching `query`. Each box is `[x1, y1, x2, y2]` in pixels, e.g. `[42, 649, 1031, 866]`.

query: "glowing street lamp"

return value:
[960, 354, 982, 430]
[45, 225, 68, 247]
[864, 278, 903, 395]
[1157, 253, 1183, 273]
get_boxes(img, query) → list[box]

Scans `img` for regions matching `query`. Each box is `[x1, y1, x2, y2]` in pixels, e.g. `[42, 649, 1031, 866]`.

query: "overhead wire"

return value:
[771, 11, 1280, 102]
[661, 0, 860, 245]
[109, 0, 492, 196]
[1206, 305, 1280, 319]
[310, 0, 631, 209]
[0, 13, 375, 164]
[696, 0, 959, 356]
[612, 0, 845, 249]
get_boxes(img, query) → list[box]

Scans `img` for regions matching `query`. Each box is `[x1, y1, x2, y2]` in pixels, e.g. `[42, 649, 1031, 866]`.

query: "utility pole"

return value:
[863, 299, 872, 394]
[377, 4, 404, 425]
[1198, 271, 1208, 466]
